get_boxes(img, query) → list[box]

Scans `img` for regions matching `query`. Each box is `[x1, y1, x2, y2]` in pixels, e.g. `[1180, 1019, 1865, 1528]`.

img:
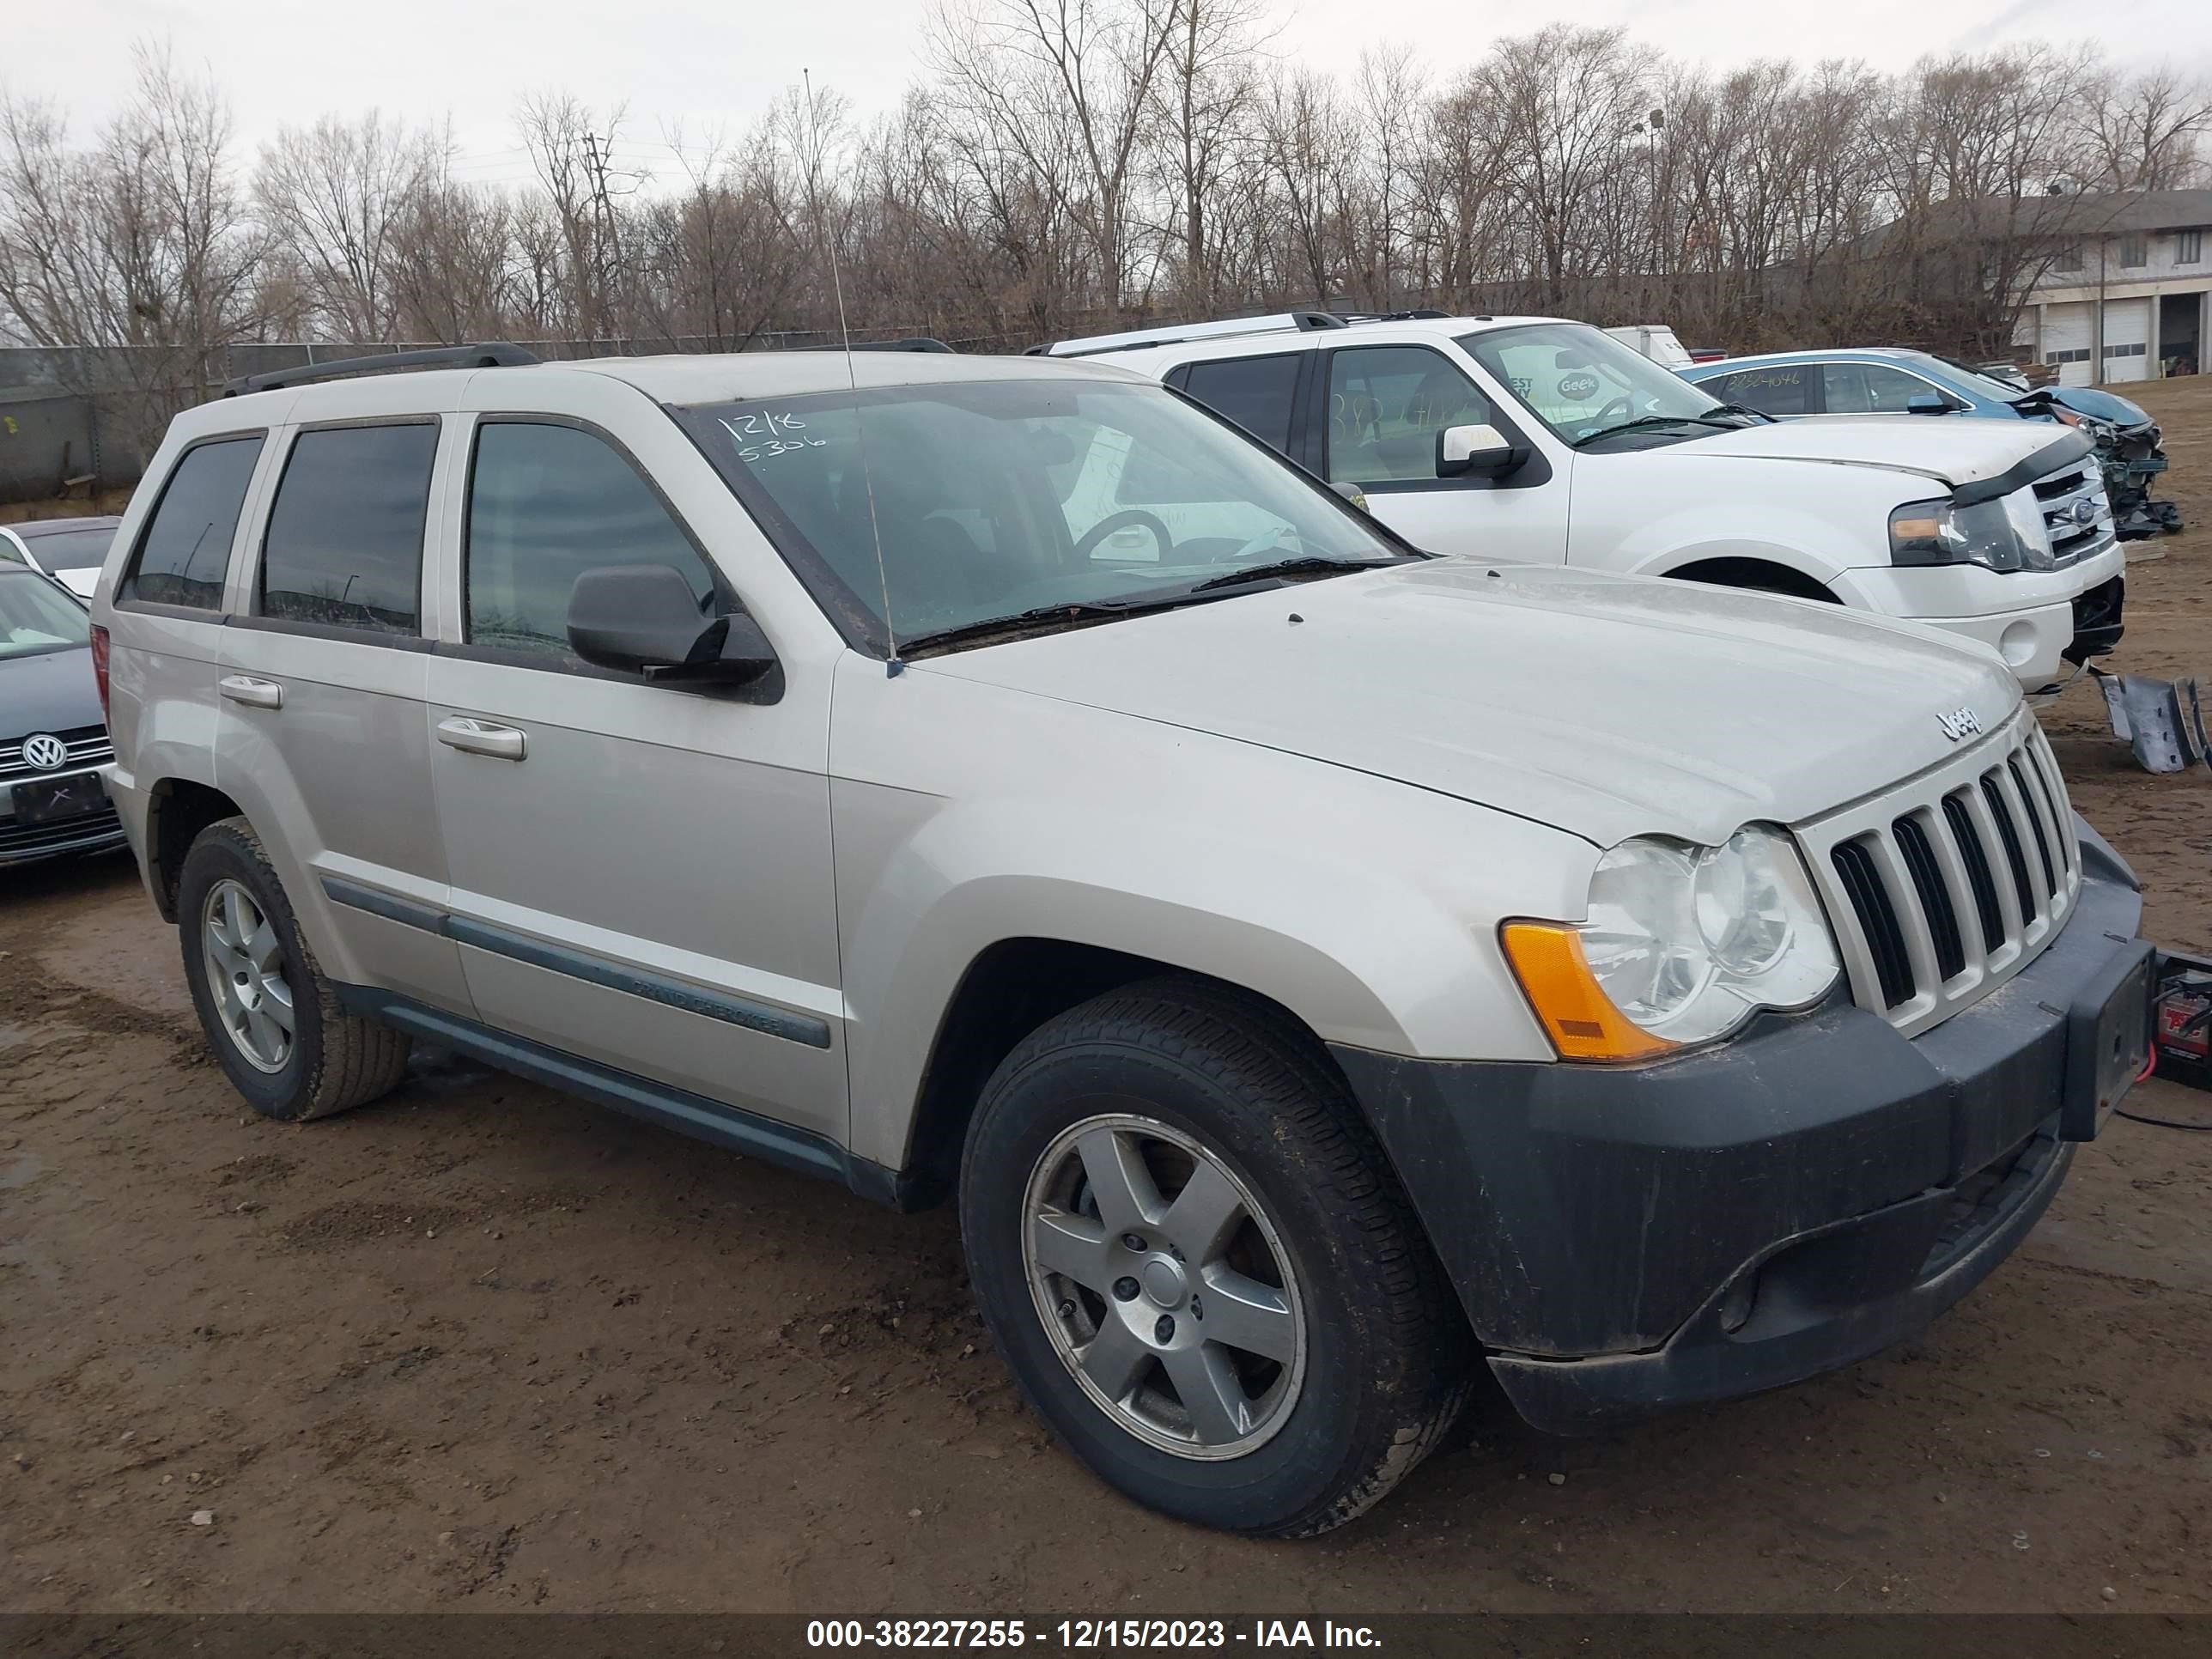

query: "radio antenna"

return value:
[802, 67, 900, 675]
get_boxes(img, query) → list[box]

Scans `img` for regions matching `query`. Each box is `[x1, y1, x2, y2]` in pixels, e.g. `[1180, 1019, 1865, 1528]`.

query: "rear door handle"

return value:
[436, 716, 528, 762]
[218, 675, 284, 709]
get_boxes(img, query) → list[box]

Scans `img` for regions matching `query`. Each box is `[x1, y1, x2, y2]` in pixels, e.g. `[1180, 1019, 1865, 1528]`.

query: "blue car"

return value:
[1683, 349, 2181, 537]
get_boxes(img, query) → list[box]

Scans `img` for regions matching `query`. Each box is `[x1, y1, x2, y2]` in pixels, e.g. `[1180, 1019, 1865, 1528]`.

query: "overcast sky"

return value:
[5, 0, 2205, 189]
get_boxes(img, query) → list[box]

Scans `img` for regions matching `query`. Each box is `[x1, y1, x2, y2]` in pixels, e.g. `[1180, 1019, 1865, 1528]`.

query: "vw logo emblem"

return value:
[20, 732, 70, 771]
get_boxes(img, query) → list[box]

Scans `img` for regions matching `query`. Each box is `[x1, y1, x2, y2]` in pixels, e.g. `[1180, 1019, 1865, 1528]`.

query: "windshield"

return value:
[677, 379, 1412, 655]
[1929, 356, 2026, 404]
[1460, 323, 1729, 446]
[20, 525, 115, 572]
[0, 571, 91, 659]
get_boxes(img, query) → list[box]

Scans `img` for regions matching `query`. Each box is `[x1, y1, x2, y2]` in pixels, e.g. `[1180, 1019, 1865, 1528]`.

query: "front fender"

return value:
[1580, 455, 1907, 596]
[827, 656, 1589, 1170]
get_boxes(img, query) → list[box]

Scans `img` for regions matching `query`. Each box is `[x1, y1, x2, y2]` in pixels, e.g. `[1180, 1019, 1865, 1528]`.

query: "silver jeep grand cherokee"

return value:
[89, 344, 2154, 1537]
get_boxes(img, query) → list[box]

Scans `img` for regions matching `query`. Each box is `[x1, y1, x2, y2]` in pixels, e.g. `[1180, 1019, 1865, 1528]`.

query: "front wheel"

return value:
[960, 979, 1469, 1536]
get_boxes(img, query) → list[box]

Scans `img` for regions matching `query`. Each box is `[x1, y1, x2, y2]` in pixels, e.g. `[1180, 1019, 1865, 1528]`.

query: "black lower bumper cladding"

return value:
[1332, 819, 2154, 1434]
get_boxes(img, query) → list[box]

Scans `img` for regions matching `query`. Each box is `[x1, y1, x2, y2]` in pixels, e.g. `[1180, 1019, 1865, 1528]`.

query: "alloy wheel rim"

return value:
[201, 878, 295, 1073]
[1021, 1111, 1307, 1461]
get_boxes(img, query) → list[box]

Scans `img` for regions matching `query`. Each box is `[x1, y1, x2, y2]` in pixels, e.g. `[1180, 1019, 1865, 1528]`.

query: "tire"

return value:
[175, 816, 411, 1122]
[959, 976, 1470, 1537]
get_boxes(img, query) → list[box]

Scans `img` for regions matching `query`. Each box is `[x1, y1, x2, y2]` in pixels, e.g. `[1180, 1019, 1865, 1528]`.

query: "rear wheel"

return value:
[177, 817, 411, 1121]
[960, 978, 1469, 1536]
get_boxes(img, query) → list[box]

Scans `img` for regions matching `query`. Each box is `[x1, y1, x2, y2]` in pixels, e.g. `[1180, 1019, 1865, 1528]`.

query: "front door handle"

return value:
[436, 716, 528, 762]
[218, 675, 284, 709]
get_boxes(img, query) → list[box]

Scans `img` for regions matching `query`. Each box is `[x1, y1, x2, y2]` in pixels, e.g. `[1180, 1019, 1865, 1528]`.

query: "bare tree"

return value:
[257, 112, 441, 338]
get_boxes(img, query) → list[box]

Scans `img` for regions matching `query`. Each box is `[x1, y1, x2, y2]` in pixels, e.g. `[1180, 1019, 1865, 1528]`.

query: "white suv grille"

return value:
[2031, 455, 2113, 566]
[1797, 710, 2079, 1038]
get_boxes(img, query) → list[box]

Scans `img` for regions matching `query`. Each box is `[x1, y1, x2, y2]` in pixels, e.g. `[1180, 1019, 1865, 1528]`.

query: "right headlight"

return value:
[1503, 827, 1841, 1060]
[1888, 491, 2053, 572]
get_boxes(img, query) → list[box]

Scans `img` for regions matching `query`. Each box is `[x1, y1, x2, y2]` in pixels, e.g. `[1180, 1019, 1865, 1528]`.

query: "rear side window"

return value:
[1711, 367, 1809, 417]
[465, 421, 716, 660]
[120, 435, 265, 610]
[1177, 355, 1301, 454]
[259, 423, 438, 635]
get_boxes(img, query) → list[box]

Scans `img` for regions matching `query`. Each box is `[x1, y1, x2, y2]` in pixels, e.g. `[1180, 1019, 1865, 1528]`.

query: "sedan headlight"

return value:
[1503, 827, 1841, 1060]
[1888, 490, 2053, 572]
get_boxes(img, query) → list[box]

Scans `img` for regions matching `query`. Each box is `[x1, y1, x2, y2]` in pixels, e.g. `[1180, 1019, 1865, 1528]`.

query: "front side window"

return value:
[674, 380, 1409, 657]
[1462, 323, 1732, 448]
[1325, 346, 1494, 485]
[466, 422, 719, 660]
[120, 435, 264, 611]
[0, 570, 92, 659]
[1823, 362, 1942, 414]
[260, 423, 437, 635]
[1710, 365, 1809, 416]
[1177, 355, 1301, 454]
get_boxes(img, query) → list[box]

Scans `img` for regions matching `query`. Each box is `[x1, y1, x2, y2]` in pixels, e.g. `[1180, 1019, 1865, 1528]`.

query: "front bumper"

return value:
[0, 764, 128, 868]
[1331, 828, 2152, 1435]
[1843, 545, 2125, 691]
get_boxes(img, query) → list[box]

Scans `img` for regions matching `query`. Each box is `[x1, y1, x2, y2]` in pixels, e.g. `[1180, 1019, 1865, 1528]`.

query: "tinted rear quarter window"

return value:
[260, 423, 439, 635]
[1178, 355, 1301, 453]
[121, 436, 265, 610]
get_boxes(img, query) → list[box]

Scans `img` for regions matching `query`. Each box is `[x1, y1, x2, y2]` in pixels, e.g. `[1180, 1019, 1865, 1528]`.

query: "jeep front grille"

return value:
[1798, 710, 2079, 1037]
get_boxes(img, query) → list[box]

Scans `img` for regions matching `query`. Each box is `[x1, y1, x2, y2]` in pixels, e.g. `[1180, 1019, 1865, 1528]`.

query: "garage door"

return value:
[2043, 302, 2094, 386]
[2102, 298, 2151, 383]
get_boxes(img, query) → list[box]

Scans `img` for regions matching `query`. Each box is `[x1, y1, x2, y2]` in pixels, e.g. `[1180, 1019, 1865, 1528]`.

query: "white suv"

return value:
[1054, 312, 2125, 693]
[90, 343, 2154, 1536]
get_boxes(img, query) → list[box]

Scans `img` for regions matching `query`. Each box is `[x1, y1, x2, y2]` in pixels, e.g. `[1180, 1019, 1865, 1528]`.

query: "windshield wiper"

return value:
[1188, 556, 1396, 593]
[896, 558, 1398, 658]
[1705, 402, 1774, 424]
[1570, 412, 1750, 447]
[897, 595, 1217, 658]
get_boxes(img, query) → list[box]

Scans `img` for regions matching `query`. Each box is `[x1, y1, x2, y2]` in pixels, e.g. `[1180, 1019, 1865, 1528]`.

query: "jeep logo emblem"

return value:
[1936, 708, 1983, 742]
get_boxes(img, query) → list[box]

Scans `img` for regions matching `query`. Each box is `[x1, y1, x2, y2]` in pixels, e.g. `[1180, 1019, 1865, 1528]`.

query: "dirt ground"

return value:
[3, 383, 2211, 1617]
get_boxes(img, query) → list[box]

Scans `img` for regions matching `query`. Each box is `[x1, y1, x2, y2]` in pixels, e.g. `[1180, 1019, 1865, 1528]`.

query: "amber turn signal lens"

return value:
[1500, 921, 1678, 1063]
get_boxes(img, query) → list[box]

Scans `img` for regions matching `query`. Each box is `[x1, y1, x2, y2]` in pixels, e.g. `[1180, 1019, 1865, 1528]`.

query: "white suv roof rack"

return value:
[1030, 310, 1351, 359]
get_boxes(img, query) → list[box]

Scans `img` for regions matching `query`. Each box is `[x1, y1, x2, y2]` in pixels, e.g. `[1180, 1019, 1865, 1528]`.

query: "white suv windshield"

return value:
[679, 380, 1409, 655]
[1462, 323, 1732, 447]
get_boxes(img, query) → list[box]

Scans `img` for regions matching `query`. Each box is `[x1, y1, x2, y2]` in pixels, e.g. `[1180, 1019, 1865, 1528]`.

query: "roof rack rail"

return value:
[1340, 308, 1452, 322]
[1029, 310, 1349, 359]
[222, 342, 540, 398]
[798, 337, 954, 353]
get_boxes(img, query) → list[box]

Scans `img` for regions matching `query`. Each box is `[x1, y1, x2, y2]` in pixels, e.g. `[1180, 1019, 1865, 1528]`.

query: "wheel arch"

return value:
[1663, 556, 1840, 602]
[144, 777, 248, 921]
[894, 939, 1346, 1207]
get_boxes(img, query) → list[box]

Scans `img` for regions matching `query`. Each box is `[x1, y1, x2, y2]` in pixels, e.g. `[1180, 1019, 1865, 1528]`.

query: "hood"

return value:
[2040, 386, 2154, 431]
[920, 562, 2021, 849]
[0, 645, 103, 741]
[1665, 414, 2069, 488]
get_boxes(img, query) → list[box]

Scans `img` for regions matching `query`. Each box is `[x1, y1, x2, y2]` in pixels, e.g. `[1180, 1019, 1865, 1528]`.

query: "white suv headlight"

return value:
[1575, 828, 1841, 1046]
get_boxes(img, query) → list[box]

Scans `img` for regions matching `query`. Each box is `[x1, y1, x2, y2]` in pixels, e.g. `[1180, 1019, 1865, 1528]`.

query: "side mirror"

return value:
[1437, 422, 1521, 477]
[1329, 481, 1371, 514]
[566, 563, 777, 687]
[1906, 392, 1960, 416]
